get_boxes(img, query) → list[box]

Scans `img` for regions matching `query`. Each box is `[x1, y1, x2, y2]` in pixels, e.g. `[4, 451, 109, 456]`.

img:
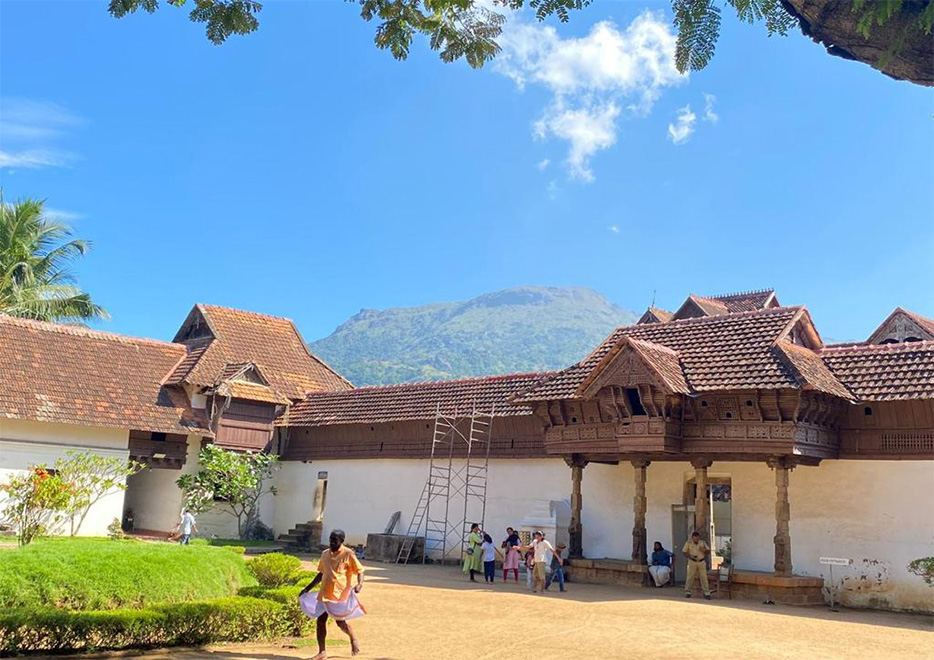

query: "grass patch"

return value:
[0, 537, 256, 610]
[192, 538, 279, 548]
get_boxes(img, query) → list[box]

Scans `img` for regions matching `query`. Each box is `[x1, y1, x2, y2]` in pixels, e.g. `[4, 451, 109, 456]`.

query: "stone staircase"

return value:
[276, 520, 323, 552]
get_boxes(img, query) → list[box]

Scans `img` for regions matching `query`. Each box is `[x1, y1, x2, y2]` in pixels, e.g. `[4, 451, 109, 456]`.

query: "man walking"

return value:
[545, 542, 567, 592]
[300, 529, 365, 659]
[682, 531, 711, 599]
[174, 508, 197, 545]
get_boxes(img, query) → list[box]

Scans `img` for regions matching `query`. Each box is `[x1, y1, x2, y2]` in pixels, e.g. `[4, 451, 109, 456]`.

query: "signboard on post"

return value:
[819, 557, 852, 610]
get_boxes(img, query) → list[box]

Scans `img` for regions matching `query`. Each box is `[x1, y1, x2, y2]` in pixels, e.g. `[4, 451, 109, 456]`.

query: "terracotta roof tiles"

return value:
[821, 341, 934, 401]
[287, 372, 554, 427]
[0, 315, 210, 435]
[515, 307, 804, 402]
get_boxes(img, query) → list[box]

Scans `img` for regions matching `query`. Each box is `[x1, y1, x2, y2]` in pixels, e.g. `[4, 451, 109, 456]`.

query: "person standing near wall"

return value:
[173, 509, 197, 545]
[682, 531, 712, 599]
[527, 531, 555, 594]
[463, 523, 484, 582]
[545, 542, 567, 592]
[480, 533, 497, 583]
[502, 527, 521, 582]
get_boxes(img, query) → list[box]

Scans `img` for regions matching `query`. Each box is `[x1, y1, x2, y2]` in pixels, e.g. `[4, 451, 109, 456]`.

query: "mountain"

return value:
[310, 286, 638, 387]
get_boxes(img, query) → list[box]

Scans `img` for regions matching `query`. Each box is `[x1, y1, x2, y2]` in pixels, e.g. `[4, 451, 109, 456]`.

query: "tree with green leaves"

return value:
[54, 450, 144, 536]
[176, 444, 278, 539]
[107, 0, 932, 85]
[0, 466, 74, 546]
[0, 197, 109, 324]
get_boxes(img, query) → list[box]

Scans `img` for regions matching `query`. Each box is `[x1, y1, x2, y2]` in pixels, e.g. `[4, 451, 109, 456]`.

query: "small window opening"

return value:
[625, 388, 647, 415]
[746, 400, 754, 407]
[151, 432, 166, 442]
[725, 412, 733, 419]
[570, 416, 578, 423]
[864, 407, 873, 416]
[700, 400, 708, 408]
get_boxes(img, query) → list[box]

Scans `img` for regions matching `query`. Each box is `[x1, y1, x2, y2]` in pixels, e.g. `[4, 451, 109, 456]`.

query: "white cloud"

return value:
[537, 158, 550, 170]
[608, 224, 620, 234]
[667, 105, 696, 145]
[44, 207, 84, 222]
[0, 98, 82, 170]
[703, 93, 718, 123]
[493, 11, 686, 181]
[546, 179, 560, 200]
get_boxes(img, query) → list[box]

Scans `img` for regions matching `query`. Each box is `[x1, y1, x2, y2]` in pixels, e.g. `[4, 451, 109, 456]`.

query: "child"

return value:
[524, 545, 536, 590]
[481, 533, 496, 583]
[545, 542, 567, 592]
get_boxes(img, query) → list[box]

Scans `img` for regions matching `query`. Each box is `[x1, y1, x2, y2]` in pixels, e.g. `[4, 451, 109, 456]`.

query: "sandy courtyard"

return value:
[129, 562, 932, 660]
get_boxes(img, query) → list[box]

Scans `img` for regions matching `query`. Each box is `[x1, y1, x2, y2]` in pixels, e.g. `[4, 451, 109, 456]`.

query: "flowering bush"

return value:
[0, 467, 74, 546]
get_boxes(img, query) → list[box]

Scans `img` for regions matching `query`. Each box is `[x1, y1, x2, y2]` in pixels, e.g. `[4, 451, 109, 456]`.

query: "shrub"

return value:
[289, 570, 317, 586]
[236, 584, 312, 635]
[247, 552, 302, 588]
[908, 557, 934, 587]
[0, 538, 255, 610]
[0, 596, 299, 654]
[0, 467, 74, 546]
[106, 518, 124, 540]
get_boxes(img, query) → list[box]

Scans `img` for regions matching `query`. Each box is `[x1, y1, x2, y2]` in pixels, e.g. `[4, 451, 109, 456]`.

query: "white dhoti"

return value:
[299, 590, 366, 621]
[649, 565, 671, 586]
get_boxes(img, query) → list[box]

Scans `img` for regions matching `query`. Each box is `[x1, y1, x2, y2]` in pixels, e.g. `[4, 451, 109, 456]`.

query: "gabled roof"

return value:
[821, 341, 934, 401]
[867, 307, 934, 345]
[0, 315, 210, 435]
[774, 341, 853, 401]
[287, 372, 554, 427]
[672, 294, 729, 320]
[637, 307, 673, 324]
[712, 289, 778, 312]
[167, 304, 352, 400]
[514, 307, 807, 402]
[577, 337, 689, 397]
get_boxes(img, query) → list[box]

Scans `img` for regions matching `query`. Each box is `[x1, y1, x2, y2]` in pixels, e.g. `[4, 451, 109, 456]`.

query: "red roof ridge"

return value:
[821, 339, 934, 354]
[625, 336, 680, 355]
[0, 314, 183, 351]
[198, 303, 296, 325]
[304, 371, 558, 397]
[619, 304, 800, 333]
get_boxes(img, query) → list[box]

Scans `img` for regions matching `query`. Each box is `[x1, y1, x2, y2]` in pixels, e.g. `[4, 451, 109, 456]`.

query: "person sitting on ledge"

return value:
[648, 541, 674, 587]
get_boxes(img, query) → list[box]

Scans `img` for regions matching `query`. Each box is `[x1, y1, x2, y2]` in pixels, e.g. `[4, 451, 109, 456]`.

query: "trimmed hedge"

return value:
[0, 594, 312, 655]
[247, 553, 303, 588]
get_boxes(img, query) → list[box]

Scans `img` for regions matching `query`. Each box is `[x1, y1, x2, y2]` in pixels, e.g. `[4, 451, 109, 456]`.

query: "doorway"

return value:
[671, 504, 695, 584]
[312, 471, 328, 522]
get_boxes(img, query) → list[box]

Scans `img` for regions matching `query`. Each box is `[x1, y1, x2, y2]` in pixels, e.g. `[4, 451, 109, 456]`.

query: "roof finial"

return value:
[650, 289, 657, 310]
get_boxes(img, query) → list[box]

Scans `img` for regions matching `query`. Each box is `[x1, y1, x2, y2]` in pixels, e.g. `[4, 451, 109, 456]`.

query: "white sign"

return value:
[820, 557, 852, 566]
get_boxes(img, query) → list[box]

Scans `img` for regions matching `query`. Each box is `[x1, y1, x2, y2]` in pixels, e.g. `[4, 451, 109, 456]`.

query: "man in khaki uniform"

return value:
[682, 530, 712, 599]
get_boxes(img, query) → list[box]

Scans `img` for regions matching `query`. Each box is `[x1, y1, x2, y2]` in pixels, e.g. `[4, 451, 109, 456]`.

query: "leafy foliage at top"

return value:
[0, 197, 108, 324]
[310, 286, 637, 386]
[107, 0, 933, 81]
[0, 537, 254, 610]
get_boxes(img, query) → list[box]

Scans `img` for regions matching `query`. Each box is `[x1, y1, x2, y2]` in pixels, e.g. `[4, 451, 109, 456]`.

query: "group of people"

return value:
[462, 523, 567, 593]
[647, 530, 714, 599]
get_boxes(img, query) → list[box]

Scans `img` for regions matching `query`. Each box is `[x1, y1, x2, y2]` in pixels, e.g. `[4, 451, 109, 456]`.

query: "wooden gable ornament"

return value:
[867, 308, 934, 345]
[576, 336, 690, 400]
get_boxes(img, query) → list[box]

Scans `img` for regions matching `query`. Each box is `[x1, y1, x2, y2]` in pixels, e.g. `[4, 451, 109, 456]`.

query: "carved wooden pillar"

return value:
[768, 457, 795, 577]
[691, 458, 713, 551]
[631, 460, 650, 565]
[565, 455, 588, 558]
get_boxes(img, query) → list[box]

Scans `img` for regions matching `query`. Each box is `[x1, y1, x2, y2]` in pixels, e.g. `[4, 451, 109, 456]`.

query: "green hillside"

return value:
[310, 286, 638, 386]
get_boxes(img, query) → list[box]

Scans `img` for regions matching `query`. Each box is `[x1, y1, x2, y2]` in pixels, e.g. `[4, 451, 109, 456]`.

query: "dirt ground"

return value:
[73, 563, 934, 660]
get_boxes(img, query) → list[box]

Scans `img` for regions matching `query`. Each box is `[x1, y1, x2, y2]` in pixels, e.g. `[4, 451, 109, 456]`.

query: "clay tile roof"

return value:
[514, 307, 804, 402]
[711, 289, 777, 313]
[905, 309, 934, 337]
[774, 341, 853, 401]
[628, 339, 690, 394]
[287, 372, 555, 427]
[690, 295, 730, 317]
[0, 315, 211, 435]
[174, 305, 352, 400]
[821, 340, 934, 401]
[215, 380, 290, 405]
[637, 307, 673, 324]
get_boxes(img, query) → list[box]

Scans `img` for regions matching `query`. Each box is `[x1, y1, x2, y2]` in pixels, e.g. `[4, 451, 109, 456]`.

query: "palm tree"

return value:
[0, 196, 108, 324]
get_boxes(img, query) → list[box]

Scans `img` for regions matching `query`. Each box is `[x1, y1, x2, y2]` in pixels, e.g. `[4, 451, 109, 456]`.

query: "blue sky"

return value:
[1, 1, 931, 345]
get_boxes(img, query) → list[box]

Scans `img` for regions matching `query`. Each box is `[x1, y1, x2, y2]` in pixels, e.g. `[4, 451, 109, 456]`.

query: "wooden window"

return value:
[626, 388, 646, 416]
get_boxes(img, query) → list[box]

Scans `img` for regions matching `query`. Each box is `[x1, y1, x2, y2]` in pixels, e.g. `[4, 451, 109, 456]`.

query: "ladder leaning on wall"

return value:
[396, 402, 494, 565]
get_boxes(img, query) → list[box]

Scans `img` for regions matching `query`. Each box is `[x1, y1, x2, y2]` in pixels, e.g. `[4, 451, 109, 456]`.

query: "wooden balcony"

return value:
[128, 431, 188, 469]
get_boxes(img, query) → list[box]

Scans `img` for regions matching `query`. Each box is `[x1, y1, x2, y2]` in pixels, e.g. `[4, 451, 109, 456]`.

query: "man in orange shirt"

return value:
[300, 529, 365, 659]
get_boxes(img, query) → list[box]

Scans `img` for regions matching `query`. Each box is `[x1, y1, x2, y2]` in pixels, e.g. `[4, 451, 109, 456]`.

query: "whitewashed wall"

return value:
[0, 419, 129, 536]
[123, 434, 203, 533]
[274, 456, 933, 612]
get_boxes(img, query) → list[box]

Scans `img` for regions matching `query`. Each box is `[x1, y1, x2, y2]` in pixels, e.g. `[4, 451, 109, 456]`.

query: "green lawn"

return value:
[193, 538, 279, 548]
[0, 537, 256, 610]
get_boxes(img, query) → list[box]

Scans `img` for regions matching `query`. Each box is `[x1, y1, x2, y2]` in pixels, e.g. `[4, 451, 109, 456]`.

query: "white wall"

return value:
[274, 456, 934, 612]
[0, 419, 130, 536]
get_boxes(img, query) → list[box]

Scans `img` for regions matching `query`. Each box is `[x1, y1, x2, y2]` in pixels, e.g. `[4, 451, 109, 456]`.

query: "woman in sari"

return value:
[462, 522, 484, 581]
